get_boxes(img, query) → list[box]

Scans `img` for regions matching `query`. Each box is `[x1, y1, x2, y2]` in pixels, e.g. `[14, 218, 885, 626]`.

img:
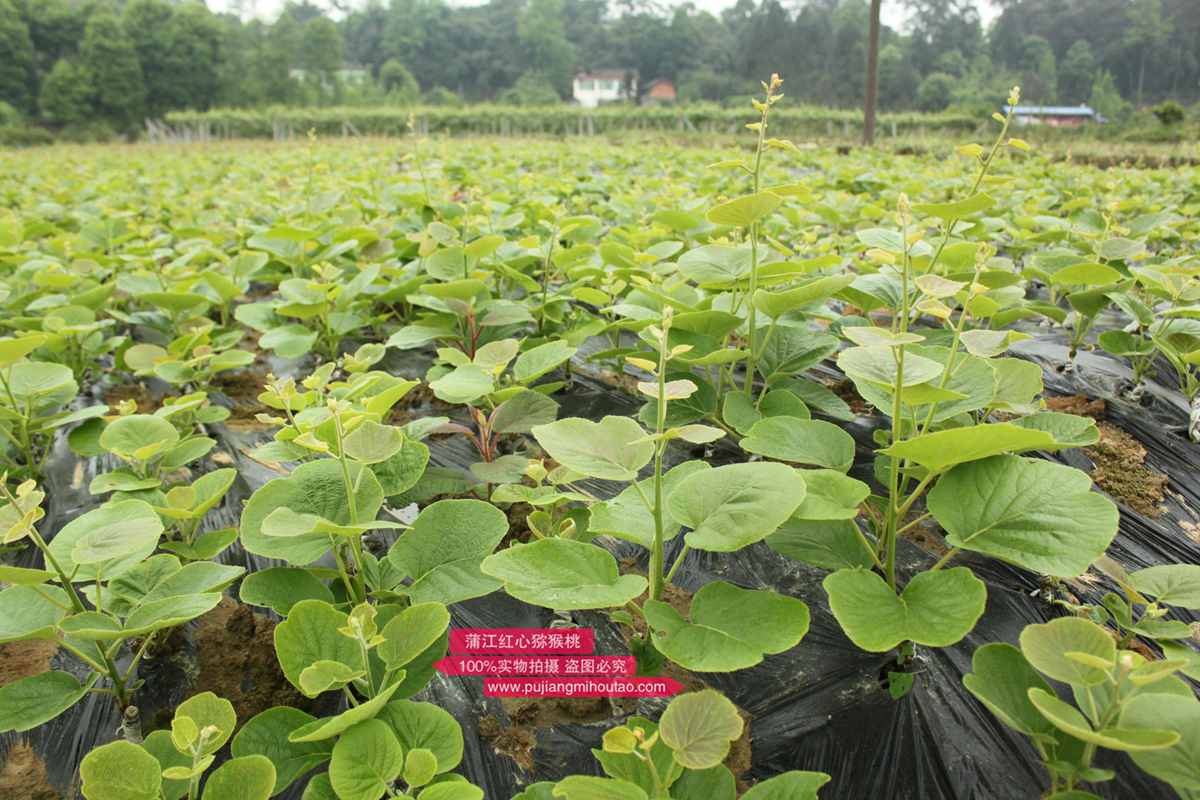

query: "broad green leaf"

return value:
[913, 193, 995, 220]
[430, 364, 494, 405]
[299, 660, 367, 696]
[241, 459, 384, 564]
[240, 567, 335, 616]
[1011, 411, 1100, 448]
[667, 462, 806, 552]
[1018, 618, 1115, 687]
[371, 436, 431, 496]
[122, 593, 223, 636]
[387, 499, 508, 605]
[175, 691, 237, 755]
[740, 417, 855, 472]
[379, 603, 451, 668]
[513, 340, 577, 384]
[1027, 689, 1179, 752]
[80, 740, 162, 800]
[1120, 693, 1200, 790]
[553, 776, 648, 800]
[739, 771, 832, 800]
[658, 690, 744, 769]
[1128, 565, 1200, 609]
[837, 345, 943, 388]
[644, 581, 809, 672]
[670, 765, 737, 800]
[928, 456, 1118, 577]
[962, 643, 1055, 737]
[531, 416, 653, 481]
[68, 500, 165, 571]
[767, 518, 874, 570]
[753, 275, 856, 318]
[492, 389, 559, 434]
[260, 324, 319, 359]
[792, 469, 869, 520]
[44, 499, 161, 583]
[329, 720, 405, 800]
[378, 701, 464, 773]
[481, 539, 647, 610]
[588, 461, 711, 549]
[706, 192, 781, 227]
[232, 707, 332, 795]
[344, 421, 405, 464]
[202, 755, 276, 800]
[98, 414, 179, 460]
[1049, 262, 1123, 287]
[0, 584, 66, 642]
[274, 600, 364, 696]
[823, 567, 987, 652]
[880, 423, 1057, 474]
[289, 682, 403, 743]
[405, 748, 438, 788]
[0, 671, 97, 732]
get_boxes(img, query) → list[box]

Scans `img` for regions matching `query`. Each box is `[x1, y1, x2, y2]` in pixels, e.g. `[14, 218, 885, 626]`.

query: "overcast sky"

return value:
[207, 0, 1001, 30]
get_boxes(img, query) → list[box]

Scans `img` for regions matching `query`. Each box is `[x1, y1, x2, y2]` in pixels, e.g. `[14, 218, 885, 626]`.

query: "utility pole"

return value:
[863, 0, 882, 145]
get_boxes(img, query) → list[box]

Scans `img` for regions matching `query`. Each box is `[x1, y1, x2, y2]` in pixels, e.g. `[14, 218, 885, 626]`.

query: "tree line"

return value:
[0, 0, 1196, 136]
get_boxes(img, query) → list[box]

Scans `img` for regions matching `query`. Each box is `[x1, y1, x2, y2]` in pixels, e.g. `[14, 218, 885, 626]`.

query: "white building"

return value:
[573, 70, 637, 108]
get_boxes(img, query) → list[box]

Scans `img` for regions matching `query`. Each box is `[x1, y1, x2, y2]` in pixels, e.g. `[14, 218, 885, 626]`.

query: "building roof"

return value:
[1006, 105, 1096, 116]
[576, 69, 634, 81]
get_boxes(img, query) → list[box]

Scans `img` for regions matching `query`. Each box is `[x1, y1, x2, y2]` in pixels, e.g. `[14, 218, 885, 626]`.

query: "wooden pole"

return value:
[863, 0, 882, 145]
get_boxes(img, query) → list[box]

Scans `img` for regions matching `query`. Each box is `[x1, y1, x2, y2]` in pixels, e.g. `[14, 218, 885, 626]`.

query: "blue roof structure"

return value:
[1006, 105, 1096, 116]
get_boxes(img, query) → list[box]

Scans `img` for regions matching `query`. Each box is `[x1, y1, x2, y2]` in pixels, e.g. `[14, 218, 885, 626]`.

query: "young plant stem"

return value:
[648, 325, 669, 602]
[883, 205, 912, 591]
[742, 84, 774, 398]
[332, 413, 368, 604]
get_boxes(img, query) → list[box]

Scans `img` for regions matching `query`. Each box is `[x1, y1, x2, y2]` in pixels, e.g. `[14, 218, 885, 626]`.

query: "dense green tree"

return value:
[80, 9, 146, 131]
[1019, 34, 1057, 105]
[1058, 40, 1097, 104]
[518, 0, 576, 97]
[0, 0, 36, 114]
[380, 58, 419, 101]
[916, 71, 955, 111]
[39, 58, 94, 125]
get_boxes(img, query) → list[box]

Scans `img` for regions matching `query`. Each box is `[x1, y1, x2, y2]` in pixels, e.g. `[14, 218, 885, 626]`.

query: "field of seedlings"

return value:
[0, 93, 1199, 800]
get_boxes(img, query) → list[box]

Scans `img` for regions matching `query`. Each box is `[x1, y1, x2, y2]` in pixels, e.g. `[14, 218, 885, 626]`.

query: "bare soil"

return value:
[0, 640, 58, 687]
[0, 743, 59, 800]
[1087, 422, 1167, 517]
[1045, 394, 1106, 419]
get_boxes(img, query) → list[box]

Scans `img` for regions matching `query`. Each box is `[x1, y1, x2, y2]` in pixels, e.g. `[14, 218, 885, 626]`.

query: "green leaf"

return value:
[752, 274, 856, 318]
[241, 459, 384, 564]
[1120, 693, 1200, 791]
[289, 681, 403, 743]
[387, 499, 508, 605]
[260, 324, 319, 359]
[176, 691, 238, 756]
[1027, 689, 1179, 752]
[644, 581, 809, 672]
[1011, 411, 1100, 448]
[492, 389, 559, 434]
[481, 539, 647, 610]
[66, 500, 165, 572]
[1128, 565, 1200, 609]
[962, 643, 1055, 737]
[89, 470, 162, 495]
[740, 417, 856, 472]
[99, 414, 179, 460]
[513, 340, 577, 384]
[667, 462, 806, 552]
[1049, 262, 1124, 287]
[371, 436, 431, 496]
[767, 518, 875, 570]
[928, 456, 1119, 577]
[141, 731, 190, 800]
[344, 420, 406, 464]
[706, 192, 781, 227]
[80, 740, 162, 800]
[669, 766, 736, 800]
[378, 700, 464, 774]
[1018, 618, 1115, 687]
[823, 567, 987, 652]
[658, 689, 744, 769]
[419, 782, 484, 800]
[739, 771, 832, 800]
[379, 603, 451, 668]
[404, 748, 438, 788]
[880, 423, 1058, 474]
[232, 707, 332, 795]
[837, 345, 943, 388]
[588, 461, 711, 549]
[792, 469, 869, 520]
[0, 584, 66, 642]
[329, 720, 405, 800]
[300, 660, 367, 696]
[274, 600, 363, 696]
[430, 364, 494, 405]
[0, 671, 98, 732]
[201, 756, 276, 800]
[912, 193, 995, 220]
[531, 416, 654, 481]
[122, 593, 223, 637]
[552, 776, 648, 800]
[240, 567, 335, 616]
